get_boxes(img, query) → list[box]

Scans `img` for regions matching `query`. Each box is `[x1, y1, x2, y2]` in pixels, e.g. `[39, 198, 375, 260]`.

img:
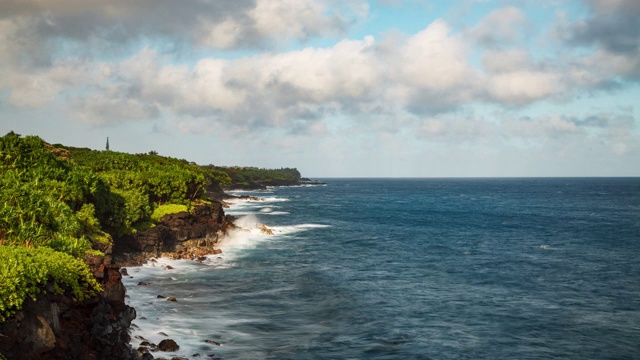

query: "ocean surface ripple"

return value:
[123, 178, 640, 359]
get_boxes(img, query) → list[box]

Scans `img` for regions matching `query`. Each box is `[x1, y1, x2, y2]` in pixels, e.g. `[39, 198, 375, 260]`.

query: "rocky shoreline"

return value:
[113, 202, 234, 267]
[0, 200, 234, 360]
[0, 181, 318, 360]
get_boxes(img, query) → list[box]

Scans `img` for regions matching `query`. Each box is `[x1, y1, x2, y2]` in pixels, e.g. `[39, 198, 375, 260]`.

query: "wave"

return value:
[216, 214, 329, 259]
[123, 188, 331, 358]
[122, 260, 234, 358]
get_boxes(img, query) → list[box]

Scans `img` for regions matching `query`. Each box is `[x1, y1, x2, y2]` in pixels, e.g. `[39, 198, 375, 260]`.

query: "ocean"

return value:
[122, 178, 640, 359]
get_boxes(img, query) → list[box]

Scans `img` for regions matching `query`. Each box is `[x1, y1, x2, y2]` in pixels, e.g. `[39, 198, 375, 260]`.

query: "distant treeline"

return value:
[207, 166, 301, 188]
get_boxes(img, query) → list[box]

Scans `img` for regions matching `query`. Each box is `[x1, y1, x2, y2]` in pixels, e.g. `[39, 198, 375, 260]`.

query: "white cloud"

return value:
[228, 35, 379, 104]
[504, 115, 579, 138]
[415, 115, 495, 141]
[570, 49, 640, 88]
[251, 0, 335, 41]
[1, 2, 637, 162]
[199, 18, 245, 49]
[482, 49, 532, 73]
[469, 6, 529, 47]
[0, 0, 366, 57]
[395, 20, 472, 91]
[70, 94, 159, 126]
[486, 70, 559, 105]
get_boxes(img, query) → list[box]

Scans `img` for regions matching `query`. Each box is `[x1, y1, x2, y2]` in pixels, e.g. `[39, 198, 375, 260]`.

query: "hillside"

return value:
[0, 132, 308, 359]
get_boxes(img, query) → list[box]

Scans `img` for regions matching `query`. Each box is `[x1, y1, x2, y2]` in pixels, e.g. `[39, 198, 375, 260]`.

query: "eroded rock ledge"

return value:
[0, 247, 137, 359]
[0, 202, 232, 360]
[113, 202, 234, 266]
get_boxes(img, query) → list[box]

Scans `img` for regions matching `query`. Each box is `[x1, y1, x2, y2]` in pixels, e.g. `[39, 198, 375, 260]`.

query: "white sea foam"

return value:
[262, 211, 290, 215]
[123, 189, 329, 358]
[258, 207, 290, 215]
[123, 259, 229, 357]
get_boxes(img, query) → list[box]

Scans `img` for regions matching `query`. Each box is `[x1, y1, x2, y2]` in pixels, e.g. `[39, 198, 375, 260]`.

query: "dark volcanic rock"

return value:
[0, 271, 137, 360]
[158, 339, 180, 352]
[113, 203, 231, 266]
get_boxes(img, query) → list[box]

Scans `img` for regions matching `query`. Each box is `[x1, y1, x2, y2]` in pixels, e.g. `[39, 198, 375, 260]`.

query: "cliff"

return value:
[0, 243, 136, 359]
[0, 133, 295, 359]
[113, 202, 234, 266]
[0, 201, 231, 360]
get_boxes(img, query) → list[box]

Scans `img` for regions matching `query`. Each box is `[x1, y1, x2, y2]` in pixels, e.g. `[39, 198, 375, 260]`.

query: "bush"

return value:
[69, 148, 209, 231]
[151, 204, 189, 223]
[0, 133, 119, 254]
[0, 246, 102, 322]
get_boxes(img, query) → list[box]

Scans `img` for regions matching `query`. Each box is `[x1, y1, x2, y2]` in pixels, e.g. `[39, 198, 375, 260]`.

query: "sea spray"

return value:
[123, 190, 329, 358]
[216, 214, 273, 259]
[123, 179, 640, 359]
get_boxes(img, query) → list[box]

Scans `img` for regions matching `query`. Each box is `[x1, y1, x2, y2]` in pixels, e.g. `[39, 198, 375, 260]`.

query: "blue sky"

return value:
[1, 0, 638, 177]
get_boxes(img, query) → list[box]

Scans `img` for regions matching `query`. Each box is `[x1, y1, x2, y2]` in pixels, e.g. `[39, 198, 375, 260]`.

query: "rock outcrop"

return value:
[1, 202, 232, 360]
[0, 245, 137, 359]
[113, 202, 234, 266]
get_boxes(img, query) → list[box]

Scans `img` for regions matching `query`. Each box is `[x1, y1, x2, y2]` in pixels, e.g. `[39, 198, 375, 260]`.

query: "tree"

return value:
[106, 137, 110, 151]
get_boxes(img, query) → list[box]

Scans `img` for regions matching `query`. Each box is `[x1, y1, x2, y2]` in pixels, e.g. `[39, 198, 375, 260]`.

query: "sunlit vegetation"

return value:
[151, 204, 189, 222]
[0, 131, 302, 323]
[0, 132, 109, 255]
[208, 166, 301, 187]
[0, 246, 102, 322]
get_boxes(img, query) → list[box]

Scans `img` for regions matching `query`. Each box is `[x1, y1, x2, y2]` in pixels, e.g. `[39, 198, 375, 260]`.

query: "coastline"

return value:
[0, 179, 316, 360]
[119, 184, 325, 359]
[0, 132, 326, 359]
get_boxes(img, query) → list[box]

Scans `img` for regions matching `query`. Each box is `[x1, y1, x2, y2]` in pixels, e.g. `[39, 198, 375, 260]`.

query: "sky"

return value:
[0, 0, 639, 177]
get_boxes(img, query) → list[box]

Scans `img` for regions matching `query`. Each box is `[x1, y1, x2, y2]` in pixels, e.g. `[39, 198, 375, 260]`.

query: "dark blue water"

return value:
[125, 178, 640, 359]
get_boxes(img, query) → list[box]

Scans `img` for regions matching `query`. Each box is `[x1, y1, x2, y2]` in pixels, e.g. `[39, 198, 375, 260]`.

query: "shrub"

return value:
[151, 204, 189, 223]
[0, 246, 102, 322]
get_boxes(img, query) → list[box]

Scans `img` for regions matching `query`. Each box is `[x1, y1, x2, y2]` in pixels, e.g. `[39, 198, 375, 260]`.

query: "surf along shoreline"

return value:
[114, 185, 321, 359]
[0, 132, 325, 359]
[0, 185, 313, 360]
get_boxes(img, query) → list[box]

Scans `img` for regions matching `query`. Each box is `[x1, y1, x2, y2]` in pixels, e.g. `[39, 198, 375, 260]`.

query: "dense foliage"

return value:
[208, 166, 301, 187]
[0, 132, 109, 255]
[0, 246, 102, 322]
[67, 148, 212, 233]
[151, 204, 188, 222]
[0, 132, 303, 324]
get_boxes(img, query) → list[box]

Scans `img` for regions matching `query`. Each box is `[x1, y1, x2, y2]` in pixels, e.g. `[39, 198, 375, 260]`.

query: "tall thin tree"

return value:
[106, 137, 110, 151]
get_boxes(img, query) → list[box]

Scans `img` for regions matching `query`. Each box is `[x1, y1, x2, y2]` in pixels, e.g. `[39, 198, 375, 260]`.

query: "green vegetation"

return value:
[0, 132, 110, 321]
[67, 147, 210, 233]
[151, 204, 189, 222]
[0, 132, 109, 255]
[0, 131, 303, 324]
[208, 166, 301, 187]
[0, 246, 102, 322]
[0, 132, 234, 323]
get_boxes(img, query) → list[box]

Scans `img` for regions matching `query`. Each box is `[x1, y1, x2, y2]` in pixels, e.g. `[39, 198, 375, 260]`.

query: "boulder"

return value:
[158, 339, 180, 352]
[259, 224, 274, 235]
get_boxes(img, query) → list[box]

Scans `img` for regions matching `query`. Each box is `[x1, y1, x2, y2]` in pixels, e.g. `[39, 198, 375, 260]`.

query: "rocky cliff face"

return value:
[0, 247, 137, 359]
[0, 203, 231, 360]
[113, 202, 233, 266]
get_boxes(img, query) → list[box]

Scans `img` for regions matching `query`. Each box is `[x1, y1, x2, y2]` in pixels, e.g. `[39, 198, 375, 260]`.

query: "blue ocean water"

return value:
[124, 178, 640, 359]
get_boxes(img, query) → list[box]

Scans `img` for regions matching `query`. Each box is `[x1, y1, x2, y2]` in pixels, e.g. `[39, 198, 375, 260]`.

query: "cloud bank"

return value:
[0, 0, 638, 175]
